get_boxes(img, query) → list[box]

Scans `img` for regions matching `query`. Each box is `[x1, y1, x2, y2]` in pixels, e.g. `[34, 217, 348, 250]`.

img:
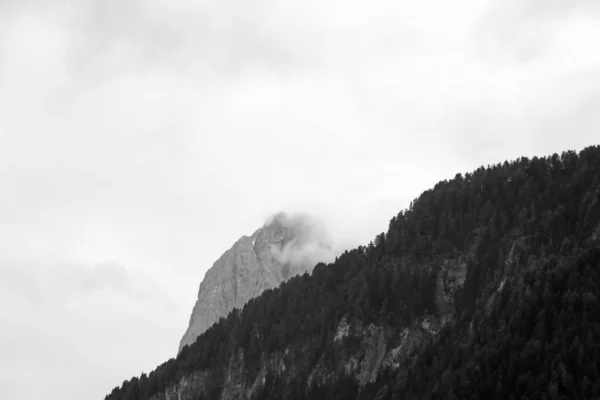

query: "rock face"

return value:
[179, 212, 333, 352]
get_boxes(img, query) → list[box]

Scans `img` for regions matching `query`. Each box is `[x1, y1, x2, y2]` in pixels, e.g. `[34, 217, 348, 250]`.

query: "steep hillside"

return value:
[106, 146, 600, 400]
[180, 212, 333, 352]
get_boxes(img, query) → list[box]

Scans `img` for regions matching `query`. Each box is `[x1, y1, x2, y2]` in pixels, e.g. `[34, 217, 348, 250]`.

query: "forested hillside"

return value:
[106, 146, 600, 400]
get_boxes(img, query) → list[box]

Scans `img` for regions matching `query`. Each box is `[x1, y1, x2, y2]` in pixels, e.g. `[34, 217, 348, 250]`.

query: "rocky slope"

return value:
[179, 212, 333, 352]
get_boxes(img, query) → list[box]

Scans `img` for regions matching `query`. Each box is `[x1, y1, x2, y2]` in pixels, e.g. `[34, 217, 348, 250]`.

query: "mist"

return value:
[267, 212, 337, 271]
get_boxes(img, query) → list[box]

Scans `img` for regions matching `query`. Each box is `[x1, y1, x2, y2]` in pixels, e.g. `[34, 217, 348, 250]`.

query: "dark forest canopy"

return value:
[106, 146, 600, 400]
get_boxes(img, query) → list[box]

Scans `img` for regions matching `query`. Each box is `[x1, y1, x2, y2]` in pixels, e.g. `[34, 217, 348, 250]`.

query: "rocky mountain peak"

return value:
[178, 212, 334, 352]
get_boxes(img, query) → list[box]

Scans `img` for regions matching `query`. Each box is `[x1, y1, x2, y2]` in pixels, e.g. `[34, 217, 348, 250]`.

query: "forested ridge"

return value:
[106, 146, 600, 400]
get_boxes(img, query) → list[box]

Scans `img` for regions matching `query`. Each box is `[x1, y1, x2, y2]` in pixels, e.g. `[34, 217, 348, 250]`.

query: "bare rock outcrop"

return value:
[179, 212, 333, 352]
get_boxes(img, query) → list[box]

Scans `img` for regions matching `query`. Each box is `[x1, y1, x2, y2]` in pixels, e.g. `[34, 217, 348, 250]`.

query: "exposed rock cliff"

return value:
[179, 212, 333, 352]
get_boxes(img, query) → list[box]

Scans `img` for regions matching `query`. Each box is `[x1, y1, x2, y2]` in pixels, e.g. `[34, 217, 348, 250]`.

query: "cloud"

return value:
[78, 261, 131, 291]
[472, 0, 600, 65]
[267, 212, 337, 271]
[1, 259, 132, 302]
[0, 256, 187, 400]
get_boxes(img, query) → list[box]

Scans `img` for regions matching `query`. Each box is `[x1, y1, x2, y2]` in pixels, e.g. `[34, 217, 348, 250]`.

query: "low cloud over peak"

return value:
[265, 211, 336, 271]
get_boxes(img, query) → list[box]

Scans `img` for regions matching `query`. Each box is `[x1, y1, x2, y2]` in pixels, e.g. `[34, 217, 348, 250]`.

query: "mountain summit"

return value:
[179, 212, 334, 352]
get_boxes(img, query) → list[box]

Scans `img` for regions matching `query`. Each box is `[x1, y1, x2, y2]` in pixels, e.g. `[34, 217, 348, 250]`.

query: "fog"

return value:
[267, 212, 337, 271]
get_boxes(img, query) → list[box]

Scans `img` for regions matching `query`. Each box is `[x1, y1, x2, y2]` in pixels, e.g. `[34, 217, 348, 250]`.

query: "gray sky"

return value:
[0, 0, 598, 398]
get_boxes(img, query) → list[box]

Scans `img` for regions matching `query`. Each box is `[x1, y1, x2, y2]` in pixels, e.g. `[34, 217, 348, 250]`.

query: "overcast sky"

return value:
[0, 0, 598, 398]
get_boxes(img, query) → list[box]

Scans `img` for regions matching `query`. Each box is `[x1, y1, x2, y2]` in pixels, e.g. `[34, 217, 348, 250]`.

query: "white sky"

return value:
[0, 0, 598, 398]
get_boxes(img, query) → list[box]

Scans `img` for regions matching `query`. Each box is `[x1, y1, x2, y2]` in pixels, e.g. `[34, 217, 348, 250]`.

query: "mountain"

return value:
[106, 146, 600, 400]
[179, 212, 335, 352]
